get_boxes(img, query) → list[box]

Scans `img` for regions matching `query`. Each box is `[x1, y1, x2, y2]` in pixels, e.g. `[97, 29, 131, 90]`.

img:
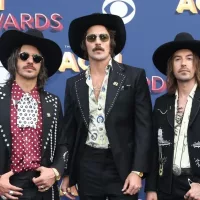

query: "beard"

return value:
[176, 74, 195, 82]
[16, 67, 39, 80]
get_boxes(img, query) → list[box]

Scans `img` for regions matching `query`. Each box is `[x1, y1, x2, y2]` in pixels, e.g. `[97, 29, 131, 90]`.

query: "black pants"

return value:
[2, 171, 58, 200]
[158, 174, 192, 200]
[77, 145, 138, 200]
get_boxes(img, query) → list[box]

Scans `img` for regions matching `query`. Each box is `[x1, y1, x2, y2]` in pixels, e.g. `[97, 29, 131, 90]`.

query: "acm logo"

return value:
[0, 0, 4, 10]
[176, 0, 200, 13]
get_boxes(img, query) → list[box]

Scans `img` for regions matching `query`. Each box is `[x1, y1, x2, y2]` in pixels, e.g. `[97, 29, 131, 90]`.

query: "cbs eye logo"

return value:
[102, 0, 136, 24]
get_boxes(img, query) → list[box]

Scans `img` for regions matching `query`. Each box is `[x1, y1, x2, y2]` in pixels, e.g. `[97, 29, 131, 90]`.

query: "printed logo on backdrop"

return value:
[102, 0, 136, 24]
[176, 0, 200, 13]
[0, 0, 4, 10]
[0, 0, 63, 31]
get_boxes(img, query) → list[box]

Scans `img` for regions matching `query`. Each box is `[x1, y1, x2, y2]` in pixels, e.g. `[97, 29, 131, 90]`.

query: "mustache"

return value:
[92, 46, 104, 52]
[23, 64, 36, 70]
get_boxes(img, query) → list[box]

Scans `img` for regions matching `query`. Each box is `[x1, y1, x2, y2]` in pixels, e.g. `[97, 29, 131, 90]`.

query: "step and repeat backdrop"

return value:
[0, 0, 200, 199]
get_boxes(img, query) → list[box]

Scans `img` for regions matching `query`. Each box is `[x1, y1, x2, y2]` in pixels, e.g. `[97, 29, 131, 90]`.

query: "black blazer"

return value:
[0, 82, 68, 200]
[63, 59, 153, 186]
[145, 88, 200, 194]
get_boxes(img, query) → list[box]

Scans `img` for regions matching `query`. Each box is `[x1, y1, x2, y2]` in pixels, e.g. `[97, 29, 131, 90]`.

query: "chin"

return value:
[93, 55, 109, 61]
[22, 74, 38, 80]
[178, 78, 193, 82]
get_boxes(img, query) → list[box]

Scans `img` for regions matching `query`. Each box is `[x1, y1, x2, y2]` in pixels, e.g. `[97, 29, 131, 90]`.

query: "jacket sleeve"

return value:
[62, 79, 77, 176]
[131, 69, 153, 175]
[50, 98, 68, 176]
[144, 99, 159, 192]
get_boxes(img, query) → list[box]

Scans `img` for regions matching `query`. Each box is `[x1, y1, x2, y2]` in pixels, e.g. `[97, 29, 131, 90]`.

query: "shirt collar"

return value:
[85, 59, 113, 79]
[175, 83, 197, 100]
[11, 81, 40, 101]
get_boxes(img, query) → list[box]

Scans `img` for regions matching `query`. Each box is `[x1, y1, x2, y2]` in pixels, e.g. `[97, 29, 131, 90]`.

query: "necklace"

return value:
[93, 85, 101, 91]
[175, 98, 185, 125]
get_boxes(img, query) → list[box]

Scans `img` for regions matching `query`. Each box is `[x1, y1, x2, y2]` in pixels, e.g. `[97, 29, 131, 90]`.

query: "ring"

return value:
[9, 190, 14, 195]
[40, 186, 44, 189]
[40, 187, 49, 192]
[59, 189, 67, 196]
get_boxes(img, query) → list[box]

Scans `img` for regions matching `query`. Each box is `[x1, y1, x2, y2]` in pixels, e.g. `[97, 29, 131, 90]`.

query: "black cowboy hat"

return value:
[153, 32, 200, 75]
[68, 13, 126, 60]
[0, 29, 62, 77]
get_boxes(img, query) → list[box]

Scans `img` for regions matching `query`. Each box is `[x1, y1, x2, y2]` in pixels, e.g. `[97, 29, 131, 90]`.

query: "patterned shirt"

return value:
[173, 83, 197, 168]
[10, 82, 43, 173]
[85, 60, 112, 149]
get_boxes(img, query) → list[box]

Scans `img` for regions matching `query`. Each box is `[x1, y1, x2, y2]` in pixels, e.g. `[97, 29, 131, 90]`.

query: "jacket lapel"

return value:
[167, 94, 175, 128]
[105, 59, 126, 119]
[189, 87, 200, 126]
[75, 72, 89, 129]
[40, 91, 54, 157]
[0, 83, 12, 156]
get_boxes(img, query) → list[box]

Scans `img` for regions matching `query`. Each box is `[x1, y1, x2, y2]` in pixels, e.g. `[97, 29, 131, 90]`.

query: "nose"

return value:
[27, 55, 34, 63]
[95, 36, 102, 44]
[181, 58, 187, 66]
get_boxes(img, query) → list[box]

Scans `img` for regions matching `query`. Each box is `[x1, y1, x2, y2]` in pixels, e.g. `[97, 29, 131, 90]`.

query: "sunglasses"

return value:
[19, 52, 43, 64]
[86, 34, 110, 42]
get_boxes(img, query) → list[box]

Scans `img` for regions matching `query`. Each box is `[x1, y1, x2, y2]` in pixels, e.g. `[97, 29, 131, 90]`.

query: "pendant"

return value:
[159, 164, 163, 176]
[173, 164, 181, 176]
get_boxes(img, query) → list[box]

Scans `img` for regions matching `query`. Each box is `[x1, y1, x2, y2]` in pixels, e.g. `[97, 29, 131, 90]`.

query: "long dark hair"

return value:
[7, 46, 48, 91]
[81, 28, 116, 60]
[166, 52, 200, 94]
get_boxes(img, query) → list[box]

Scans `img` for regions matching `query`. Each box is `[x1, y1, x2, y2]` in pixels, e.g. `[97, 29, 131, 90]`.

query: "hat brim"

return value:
[153, 40, 200, 75]
[0, 30, 62, 77]
[68, 14, 126, 60]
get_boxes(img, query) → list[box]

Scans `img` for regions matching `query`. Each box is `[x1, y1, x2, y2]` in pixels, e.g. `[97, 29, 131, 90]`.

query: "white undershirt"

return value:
[173, 84, 197, 168]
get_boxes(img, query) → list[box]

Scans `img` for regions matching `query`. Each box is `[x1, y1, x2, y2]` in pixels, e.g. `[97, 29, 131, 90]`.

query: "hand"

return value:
[146, 191, 158, 200]
[184, 182, 200, 200]
[32, 166, 56, 192]
[60, 176, 77, 200]
[69, 186, 78, 196]
[0, 171, 23, 199]
[122, 172, 142, 195]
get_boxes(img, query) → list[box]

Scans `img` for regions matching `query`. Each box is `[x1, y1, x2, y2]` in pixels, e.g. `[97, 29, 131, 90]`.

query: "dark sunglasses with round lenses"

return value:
[19, 52, 43, 64]
[86, 33, 110, 43]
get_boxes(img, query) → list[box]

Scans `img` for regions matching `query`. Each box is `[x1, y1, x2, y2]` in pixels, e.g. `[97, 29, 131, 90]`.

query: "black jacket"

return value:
[145, 88, 200, 194]
[0, 82, 68, 200]
[63, 60, 153, 186]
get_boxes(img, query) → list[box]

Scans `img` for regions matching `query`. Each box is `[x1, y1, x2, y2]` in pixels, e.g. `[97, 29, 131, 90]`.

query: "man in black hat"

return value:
[145, 32, 200, 200]
[60, 13, 153, 200]
[0, 29, 68, 200]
